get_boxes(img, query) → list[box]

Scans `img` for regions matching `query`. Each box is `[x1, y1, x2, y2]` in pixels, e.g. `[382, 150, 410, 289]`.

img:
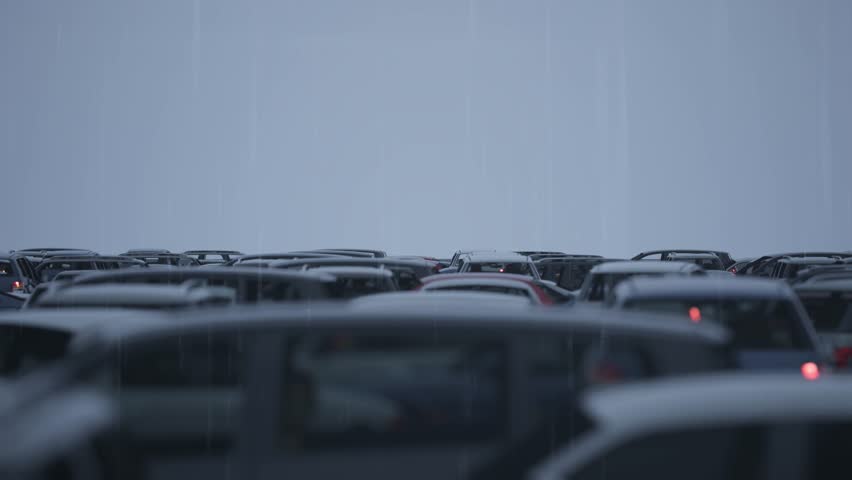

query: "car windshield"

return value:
[624, 299, 813, 350]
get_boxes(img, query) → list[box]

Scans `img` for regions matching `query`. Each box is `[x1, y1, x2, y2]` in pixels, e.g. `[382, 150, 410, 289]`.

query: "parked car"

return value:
[536, 256, 619, 291]
[577, 261, 704, 302]
[418, 273, 558, 305]
[121, 249, 171, 256]
[229, 251, 346, 266]
[439, 249, 496, 273]
[727, 257, 755, 275]
[120, 252, 201, 267]
[34, 256, 147, 283]
[183, 250, 243, 265]
[0, 252, 39, 293]
[312, 267, 398, 298]
[609, 276, 825, 372]
[791, 264, 852, 284]
[457, 252, 541, 279]
[770, 256, 847, 281]
[270, 257, 441, 290]
[14, 248, 99, 268]
[665, 252, 725, 271]
[794, 279, 852, 368]
[738, 252, 852, 277]
[65, 267, 338, 304]
[29, 301, 733, 480]
[528, 373, 852, 480]
[310, 249, 387, 258]
[632, 249, 735, 268]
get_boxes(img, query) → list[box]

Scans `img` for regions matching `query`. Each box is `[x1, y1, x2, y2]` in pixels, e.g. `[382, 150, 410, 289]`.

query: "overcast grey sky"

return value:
[2, 0, 850, 258]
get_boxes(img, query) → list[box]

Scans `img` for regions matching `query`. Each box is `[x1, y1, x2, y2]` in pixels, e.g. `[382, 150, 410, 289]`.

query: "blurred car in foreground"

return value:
[34, 300, 732, 480]
[577, 261, 704, 302]
[610, 276, 824, 372]
[529, 373, 852, 480]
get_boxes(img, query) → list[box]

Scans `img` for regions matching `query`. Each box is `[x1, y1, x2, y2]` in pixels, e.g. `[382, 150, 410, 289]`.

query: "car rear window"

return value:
[0, 262, 13, 276]
[468, 262, 533, 275]
[39, 262, 98, 282]
[798, 293, 852, 332]
[0, 325, 71, 377]
[624, 299, 814, 350]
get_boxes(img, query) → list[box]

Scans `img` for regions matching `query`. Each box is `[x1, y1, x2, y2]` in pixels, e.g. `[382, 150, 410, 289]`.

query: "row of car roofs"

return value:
[2, 246, 852, 479]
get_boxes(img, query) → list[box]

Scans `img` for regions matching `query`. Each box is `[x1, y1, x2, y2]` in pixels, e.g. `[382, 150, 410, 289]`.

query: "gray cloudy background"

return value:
[2, 0, 851, 258]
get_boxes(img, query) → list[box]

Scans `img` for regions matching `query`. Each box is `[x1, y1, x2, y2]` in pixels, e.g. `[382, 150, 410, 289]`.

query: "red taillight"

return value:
[801, 362, 820, 381]
[729, 267, 738, 275]
[688, 306, 702, 323]
[834, 347, 852, 368]
[11, 281, 23, 292]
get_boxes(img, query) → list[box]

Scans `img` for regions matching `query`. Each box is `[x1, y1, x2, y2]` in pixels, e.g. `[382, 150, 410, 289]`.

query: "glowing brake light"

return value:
[11, 281, 23, 292]
[688, 306, 701, 323]
[801, 362, 820, 381]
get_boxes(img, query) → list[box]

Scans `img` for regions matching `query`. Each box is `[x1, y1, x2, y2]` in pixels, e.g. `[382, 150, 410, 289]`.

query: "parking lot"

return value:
[2, 247, 852, 479]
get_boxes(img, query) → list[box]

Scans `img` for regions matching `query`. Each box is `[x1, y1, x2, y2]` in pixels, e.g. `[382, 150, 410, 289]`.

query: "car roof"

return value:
[183, 250, 242, 255]
[81, 301, 731, 347]
[634, 249, 730, 256]
[35, 284, 229, 308]
[779, 256, 843, 265]
[535, 256, 610, 264]
[269, 257, 434, 269]
[71, 266, 335, 284]
[582, 373, 852, 433]
[0, 309, 166, 336]
[311, 266, 395, 278]
[590, 261, 702, 275]
[353, 291, 533, 308]
[613, 275, 792, 301]
[463, 252, 531, 263]
[667, 252, 720, 260]
[36, 256, 144, 266]
[420, 273, 536, 285]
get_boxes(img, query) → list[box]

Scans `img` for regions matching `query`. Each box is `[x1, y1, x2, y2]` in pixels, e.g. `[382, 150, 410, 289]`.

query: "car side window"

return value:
[103, 332, 248, 455]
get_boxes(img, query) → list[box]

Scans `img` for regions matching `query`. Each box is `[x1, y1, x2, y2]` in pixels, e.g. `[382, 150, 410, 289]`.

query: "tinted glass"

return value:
[468, 262, 532, 276]
[798, 293, 852, 332]
[327, 277, 393, 298]
[569, 426, 766, 480]
[39, 262, 97, 282]
[585, 273, 664, 302]
[0, 261, 13, 276]
[0, 326, 71, 377]
[625, 299, 813, 350]
[278, 332, 508, 477]
[105, 333, 247, 455]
